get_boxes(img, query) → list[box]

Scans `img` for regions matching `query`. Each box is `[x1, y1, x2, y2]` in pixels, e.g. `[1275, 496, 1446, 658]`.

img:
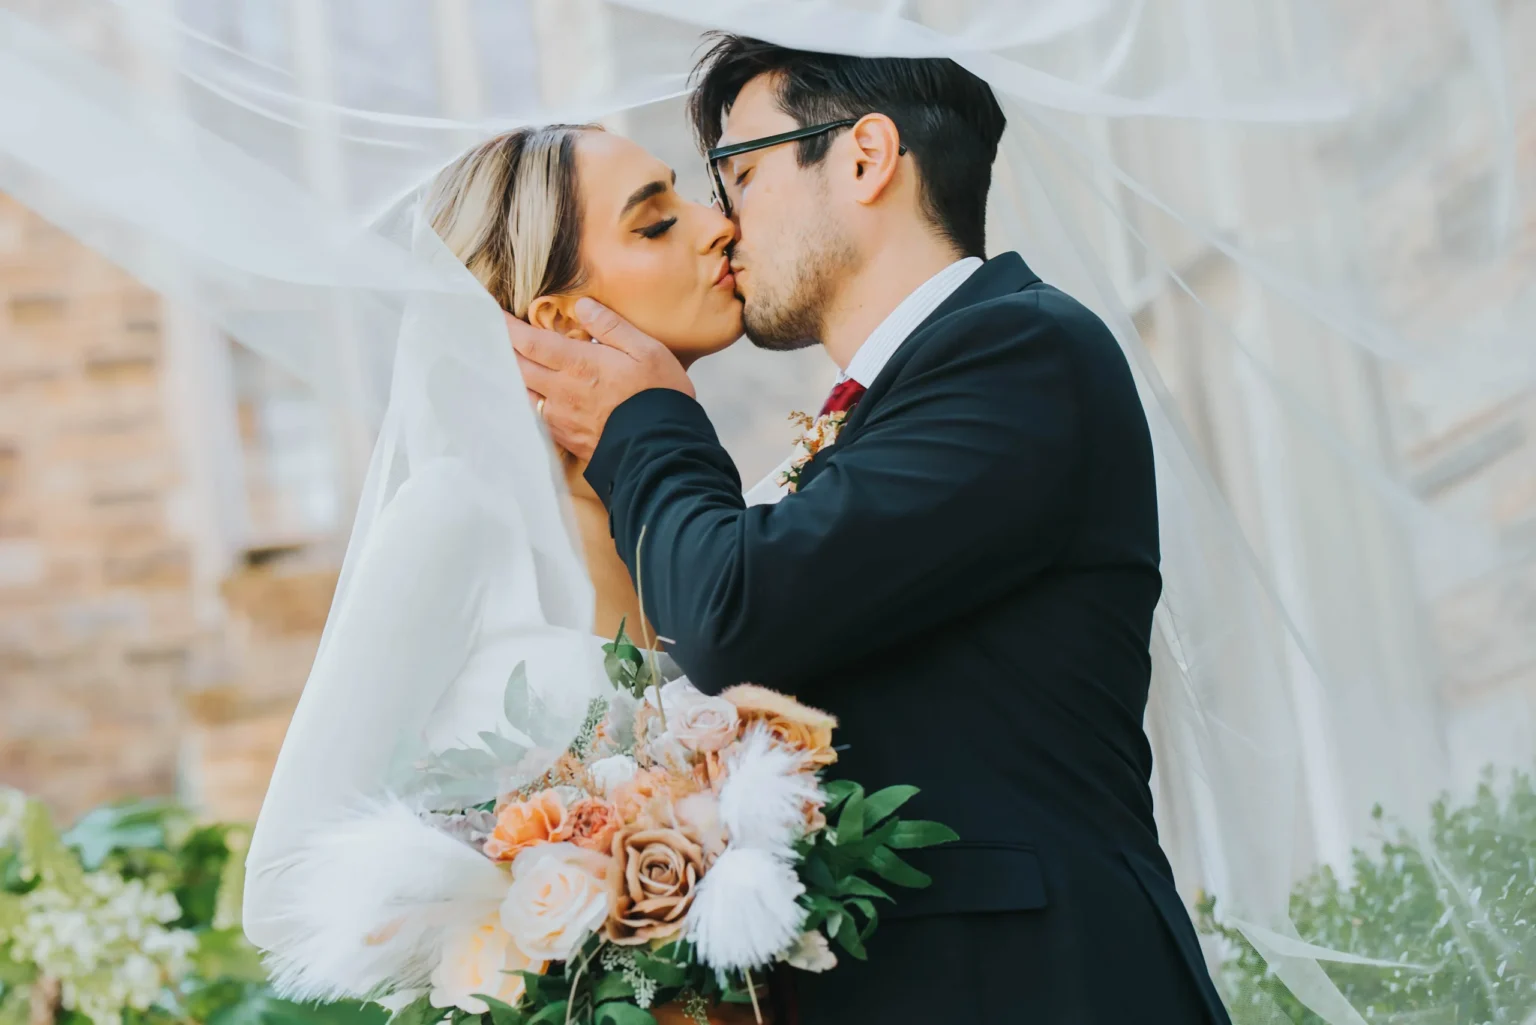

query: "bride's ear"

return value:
[526, 295, 593, 341]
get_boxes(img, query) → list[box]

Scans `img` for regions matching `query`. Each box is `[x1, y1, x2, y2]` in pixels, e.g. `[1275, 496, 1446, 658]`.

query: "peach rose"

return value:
[428, 911, 545, 1014]
[722, 684, 838, 768]
[553, 797, 621, 854]
[804, 792, 828, 836]
[501, 843, 612, 962]
[605, 824, 705, 945]
[611, 767, 687, 822]
[485, 789, 566, 862]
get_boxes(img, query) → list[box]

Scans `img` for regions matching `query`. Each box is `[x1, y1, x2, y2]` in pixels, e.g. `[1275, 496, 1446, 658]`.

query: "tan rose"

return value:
[605, 824, 705, 945]
[552, 797, 621, 854]
[485, 789, 566, 862]
[610, 767, 668, 822]
[722, 684, 838, 768]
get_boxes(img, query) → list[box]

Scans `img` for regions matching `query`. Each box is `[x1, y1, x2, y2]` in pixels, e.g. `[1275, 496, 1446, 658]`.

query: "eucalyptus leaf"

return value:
[859, 785, 919, 827]
[834, 790, 866, 846]
[503, 662, 532, 727]
[478, 731, 530, 765]
[887, 820, 959, 850]
[868, 846, 931, 889]
[847, 897, 880, 938]
[834, 876, 892, 902]
[819, 780, 860, 812]
[831, 912, 868, 961]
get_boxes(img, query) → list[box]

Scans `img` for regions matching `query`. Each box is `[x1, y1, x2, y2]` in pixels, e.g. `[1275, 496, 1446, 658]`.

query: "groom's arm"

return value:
[585, 301, 1084, 695]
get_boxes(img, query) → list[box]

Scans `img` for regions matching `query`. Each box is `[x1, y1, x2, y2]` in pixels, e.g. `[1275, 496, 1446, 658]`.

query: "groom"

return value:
[511, 35, 1230, 1025]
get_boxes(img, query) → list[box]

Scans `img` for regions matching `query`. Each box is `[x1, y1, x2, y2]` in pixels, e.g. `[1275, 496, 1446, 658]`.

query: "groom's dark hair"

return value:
[689, 34, 1006, 258]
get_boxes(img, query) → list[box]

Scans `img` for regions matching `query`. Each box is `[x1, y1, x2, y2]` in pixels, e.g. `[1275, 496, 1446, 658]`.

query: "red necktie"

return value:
[819, 378, 867, 417]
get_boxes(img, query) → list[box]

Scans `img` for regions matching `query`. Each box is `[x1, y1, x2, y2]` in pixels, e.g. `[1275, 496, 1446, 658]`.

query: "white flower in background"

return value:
[500, 842, 611, 962]
[779, 929, 837, 973]
[11, 872, 196, 1025]
[685, 847, 806, 972]
[588, 754, 638, 796]
[429, 911, 544, 1014]
[718, 726, 824, 853]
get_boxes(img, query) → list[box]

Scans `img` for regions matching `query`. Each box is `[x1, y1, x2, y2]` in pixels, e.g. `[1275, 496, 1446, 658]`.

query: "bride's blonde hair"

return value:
[425, 125, 597, 319]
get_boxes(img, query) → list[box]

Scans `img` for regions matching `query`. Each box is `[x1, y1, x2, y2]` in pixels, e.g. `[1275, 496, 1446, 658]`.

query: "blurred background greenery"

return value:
[0, 791, 385, 1025]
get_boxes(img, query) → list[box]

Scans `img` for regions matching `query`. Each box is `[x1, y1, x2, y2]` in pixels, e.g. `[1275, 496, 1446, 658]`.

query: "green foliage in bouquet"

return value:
[795, 780, 956, 962]
[1195, 769, 1536, 1023]
[0, 790, 384, 1025]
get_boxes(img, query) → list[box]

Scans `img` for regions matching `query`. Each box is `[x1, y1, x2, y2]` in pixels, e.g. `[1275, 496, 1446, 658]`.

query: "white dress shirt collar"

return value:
[840, 256, 984, 388]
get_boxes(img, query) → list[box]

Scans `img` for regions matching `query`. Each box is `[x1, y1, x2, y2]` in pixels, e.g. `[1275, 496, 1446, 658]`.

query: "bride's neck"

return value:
[561, 447, 598, 499]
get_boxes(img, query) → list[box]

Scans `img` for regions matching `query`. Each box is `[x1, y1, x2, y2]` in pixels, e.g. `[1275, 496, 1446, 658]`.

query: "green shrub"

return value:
[1196, 770, 1536, 1024]
[0, 790, 385, 1025]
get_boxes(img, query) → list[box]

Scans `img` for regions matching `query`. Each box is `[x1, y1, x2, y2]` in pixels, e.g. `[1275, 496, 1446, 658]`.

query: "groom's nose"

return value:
[700, 206, 738, 256]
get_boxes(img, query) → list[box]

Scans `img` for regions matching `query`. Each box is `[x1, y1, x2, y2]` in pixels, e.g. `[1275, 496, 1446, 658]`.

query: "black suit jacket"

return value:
[586, 253, 1230, 1023]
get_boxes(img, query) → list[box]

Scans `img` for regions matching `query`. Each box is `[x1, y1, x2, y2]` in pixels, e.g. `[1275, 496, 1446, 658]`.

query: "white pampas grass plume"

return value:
[718, 726, 823, 852]
[252, 798, 510, 1004]
[686, 847, 807, 972]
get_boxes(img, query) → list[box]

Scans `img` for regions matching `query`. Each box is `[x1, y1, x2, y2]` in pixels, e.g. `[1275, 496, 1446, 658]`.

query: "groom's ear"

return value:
[526, 295, 594, 341]
[849, 113, 904, 206]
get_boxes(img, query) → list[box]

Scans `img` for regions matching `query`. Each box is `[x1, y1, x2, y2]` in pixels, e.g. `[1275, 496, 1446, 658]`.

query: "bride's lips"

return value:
[711, 257, 735, 291]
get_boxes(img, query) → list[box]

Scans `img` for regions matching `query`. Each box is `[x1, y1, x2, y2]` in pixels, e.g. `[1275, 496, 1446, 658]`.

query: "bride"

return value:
[243, 125, 759, 1022]
[429, 122, 745, 640]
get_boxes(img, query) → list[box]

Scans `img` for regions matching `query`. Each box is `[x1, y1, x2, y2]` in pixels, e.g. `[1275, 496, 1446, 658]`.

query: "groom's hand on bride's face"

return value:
[508, 297, 695, 461]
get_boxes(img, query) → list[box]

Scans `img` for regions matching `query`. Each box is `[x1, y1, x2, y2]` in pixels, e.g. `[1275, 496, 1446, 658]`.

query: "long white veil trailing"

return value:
[1, 1, 1531, 1020]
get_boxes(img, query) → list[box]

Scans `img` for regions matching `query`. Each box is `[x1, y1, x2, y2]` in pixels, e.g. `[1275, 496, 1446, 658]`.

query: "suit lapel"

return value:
[795, 252, 1040, 492]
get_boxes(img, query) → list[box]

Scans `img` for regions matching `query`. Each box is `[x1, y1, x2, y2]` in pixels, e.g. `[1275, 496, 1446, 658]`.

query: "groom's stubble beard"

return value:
[737, 187, 859, 353]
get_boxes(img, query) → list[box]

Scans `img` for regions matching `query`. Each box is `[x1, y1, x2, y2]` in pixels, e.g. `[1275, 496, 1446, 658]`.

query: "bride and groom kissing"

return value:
[261, 33, 1232, 1025]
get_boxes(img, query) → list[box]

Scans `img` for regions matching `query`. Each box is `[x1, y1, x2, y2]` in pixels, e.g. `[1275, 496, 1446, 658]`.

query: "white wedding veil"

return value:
[0, 1, 1530, 1021]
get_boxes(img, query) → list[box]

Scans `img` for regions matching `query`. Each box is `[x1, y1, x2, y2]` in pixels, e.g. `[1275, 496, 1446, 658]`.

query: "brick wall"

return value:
[0, 195, 199, 816]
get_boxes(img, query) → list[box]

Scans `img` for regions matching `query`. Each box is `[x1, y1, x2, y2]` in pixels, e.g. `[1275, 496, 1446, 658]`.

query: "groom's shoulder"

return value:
[918, 279, 1125, 372]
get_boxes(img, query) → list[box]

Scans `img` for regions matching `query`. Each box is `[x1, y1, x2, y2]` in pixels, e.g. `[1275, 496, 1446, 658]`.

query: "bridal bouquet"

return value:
[363, 626, 955, 1025]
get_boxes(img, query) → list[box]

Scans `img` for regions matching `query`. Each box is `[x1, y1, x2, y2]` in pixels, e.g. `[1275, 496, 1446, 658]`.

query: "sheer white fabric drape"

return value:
[0, 1, 1528, 1021]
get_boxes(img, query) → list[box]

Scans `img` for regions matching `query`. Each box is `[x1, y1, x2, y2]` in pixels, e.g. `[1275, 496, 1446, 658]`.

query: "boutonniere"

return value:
[775, 409, 849, 494]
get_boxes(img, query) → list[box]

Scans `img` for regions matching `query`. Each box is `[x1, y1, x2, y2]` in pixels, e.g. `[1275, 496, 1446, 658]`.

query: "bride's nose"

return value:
[698, 203, 737, 256]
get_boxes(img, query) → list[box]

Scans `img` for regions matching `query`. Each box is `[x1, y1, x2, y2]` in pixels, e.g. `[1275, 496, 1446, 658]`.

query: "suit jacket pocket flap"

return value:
[885, 842, 1048, 920]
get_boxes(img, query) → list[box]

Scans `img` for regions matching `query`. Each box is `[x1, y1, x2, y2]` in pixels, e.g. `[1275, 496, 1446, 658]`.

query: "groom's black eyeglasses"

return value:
[706, 118, 907, 219]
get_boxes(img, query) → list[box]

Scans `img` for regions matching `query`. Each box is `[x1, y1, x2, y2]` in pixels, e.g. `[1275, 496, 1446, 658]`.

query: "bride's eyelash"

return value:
[635, 217, 676, 240]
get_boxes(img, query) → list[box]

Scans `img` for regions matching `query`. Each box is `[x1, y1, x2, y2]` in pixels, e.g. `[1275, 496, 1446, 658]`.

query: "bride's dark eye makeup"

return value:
[635, 216, 676, 240]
